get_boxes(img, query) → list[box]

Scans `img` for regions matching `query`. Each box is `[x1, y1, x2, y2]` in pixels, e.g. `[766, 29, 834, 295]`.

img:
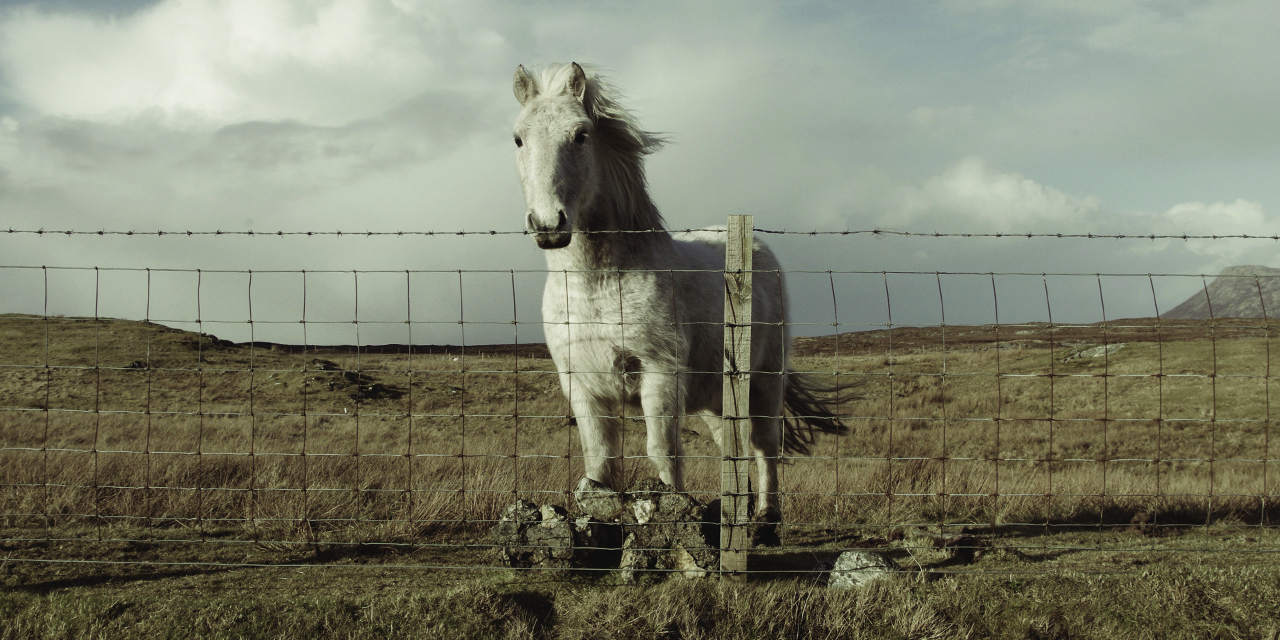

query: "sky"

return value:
[1, 0, 1279, 345]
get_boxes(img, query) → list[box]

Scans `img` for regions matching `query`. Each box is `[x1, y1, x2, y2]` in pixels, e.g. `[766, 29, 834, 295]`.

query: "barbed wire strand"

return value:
[7, 226, 1280, 241]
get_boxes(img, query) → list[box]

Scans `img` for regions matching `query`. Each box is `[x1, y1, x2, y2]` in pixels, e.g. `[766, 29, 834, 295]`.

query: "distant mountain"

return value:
[1162, 265, 1280, 319]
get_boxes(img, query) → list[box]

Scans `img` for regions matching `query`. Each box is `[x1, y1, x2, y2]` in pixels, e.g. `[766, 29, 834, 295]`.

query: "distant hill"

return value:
[1162, 265, 1280, 319]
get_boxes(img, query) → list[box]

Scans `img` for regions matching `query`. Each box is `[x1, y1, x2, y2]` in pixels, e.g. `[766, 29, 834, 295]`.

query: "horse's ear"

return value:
[567, 62, 587, 104]
[513, 65, 537, 105]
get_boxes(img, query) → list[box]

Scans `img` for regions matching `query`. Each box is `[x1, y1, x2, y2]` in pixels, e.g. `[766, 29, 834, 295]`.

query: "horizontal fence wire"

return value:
[1, 233, 1278, 579]
[6, 226, 1280, 240]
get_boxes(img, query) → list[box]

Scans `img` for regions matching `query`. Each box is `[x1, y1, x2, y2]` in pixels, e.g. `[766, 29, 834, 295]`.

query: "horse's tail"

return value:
[781, 371, 857, 455]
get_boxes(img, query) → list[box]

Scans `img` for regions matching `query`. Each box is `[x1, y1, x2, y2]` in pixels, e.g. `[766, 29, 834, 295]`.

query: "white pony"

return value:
[512, 62, 847, 541]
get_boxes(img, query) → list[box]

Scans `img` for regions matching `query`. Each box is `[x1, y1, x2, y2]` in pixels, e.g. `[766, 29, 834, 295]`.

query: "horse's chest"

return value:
[542, 276, 674, 372]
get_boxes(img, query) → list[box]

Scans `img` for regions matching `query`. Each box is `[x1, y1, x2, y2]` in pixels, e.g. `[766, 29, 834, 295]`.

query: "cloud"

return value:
[1, 1, 1278, 338]
[889, 156, 1101, 231]
[1127, 199, 1279, 275]
[0, 0, 512, 234]
[941, 0, 1280, 161]
[0, 0, 508, 127]
[1160, 199, 1267, 237]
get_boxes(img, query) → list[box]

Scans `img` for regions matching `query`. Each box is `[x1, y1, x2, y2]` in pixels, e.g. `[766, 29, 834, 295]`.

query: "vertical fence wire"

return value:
[1042, 274, 1055, 536]
[247, 270, 257, 541]
[935, 273, 950, 535]
[1097, 274, 1110, 536]
[196, 269, 207, 542]
[828, 271, 841, 530]
[300, 269, 310, 548]
[989, 273, 1003, 537]
[41, 266, 50, 542]
[1205, 274, 1219, 526]
[352, 270, 362, 534]
[882, 271, 896, 537]
[560, 268, 575, 504]
[509, 269, 520, 502]
[406, 270, 415, 530]
[457, 270, 468, 523]
[144, 268, 154, 537]
[92, 267, 103, 542]
[1260, 276, 1273, 528]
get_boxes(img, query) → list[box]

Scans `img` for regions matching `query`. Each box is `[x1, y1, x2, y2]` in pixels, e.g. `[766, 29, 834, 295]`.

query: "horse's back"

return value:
[670, 226, 790, 377]
[671, 226, 784, 273]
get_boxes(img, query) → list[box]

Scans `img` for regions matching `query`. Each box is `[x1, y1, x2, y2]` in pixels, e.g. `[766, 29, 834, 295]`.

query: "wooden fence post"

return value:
[721, 215, 753, 577]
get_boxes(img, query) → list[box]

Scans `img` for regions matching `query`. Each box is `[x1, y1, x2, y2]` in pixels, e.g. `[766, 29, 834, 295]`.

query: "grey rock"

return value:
[490, 499, 571, 569]
[828, 550, 900, 589]
[631, 498, 658, 524]
[500, 500, 541, 523]
[540, 503, 569, 523]
[671, 547, 709, 579]
[1061, 343, 1125, 362]
[525, 517, 574, 568]
[493, 478, 717, 578]
[616, 479, 716, 582]
[571, 516, 610, 550]
[574, 477, 624, 521]
[490, 500, 541, 549]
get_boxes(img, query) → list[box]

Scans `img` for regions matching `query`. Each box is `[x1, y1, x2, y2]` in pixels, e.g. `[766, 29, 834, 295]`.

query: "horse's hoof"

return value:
[752, 507, 782, 547]
[752, 523, 781, 548]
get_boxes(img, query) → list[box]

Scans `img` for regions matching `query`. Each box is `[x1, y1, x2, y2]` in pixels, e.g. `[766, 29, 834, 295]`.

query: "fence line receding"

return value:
[2, 221, 1278, 579]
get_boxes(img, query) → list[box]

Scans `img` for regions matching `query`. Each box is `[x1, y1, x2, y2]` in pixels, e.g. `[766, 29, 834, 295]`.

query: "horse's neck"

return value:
[547, 202, 672, 273]
[543, 233, 668, 275]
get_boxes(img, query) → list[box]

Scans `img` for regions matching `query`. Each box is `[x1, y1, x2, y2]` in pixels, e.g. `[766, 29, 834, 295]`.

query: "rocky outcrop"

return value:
[616, 478, 719, 582]
[490, 478, 718, 580]
[1162, 265, 1280, 319]
[827, 550, 901, 589]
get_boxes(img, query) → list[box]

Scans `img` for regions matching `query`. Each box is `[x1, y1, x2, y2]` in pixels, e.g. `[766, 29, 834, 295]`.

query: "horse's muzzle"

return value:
[527, 210, 571, 249]
[534, 232, 572, 249]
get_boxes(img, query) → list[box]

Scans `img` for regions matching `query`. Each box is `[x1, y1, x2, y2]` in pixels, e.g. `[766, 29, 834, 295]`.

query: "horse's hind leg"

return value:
[749, 371, 785, 547]
[695, 399, 783, 547]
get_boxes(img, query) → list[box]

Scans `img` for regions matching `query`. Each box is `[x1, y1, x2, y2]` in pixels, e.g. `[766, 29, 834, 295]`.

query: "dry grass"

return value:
[7, 314, 1280, 638]
[4, 545, 1280, 639]
[2, 313, 1278, 549]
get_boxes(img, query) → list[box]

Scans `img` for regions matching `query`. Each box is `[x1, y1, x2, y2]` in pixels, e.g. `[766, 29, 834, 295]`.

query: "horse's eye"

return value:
[573, 132, 586, 145]
[514, 136, 523, 148]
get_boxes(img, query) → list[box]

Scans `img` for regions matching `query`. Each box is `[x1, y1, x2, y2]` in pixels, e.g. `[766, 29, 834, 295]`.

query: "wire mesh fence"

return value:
[2, 223, 1278, 580]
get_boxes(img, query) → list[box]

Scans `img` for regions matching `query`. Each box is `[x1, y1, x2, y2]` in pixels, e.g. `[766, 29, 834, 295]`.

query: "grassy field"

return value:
[3, 313, 1280, 638]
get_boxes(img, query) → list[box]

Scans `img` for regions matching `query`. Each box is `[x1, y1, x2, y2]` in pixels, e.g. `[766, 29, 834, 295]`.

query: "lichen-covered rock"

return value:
[828, 550, 900, 589]
[524, 517, 574, 568]
[501, 499, 541, 523]
[574, 477, 624, 521]
[490, 500, 539, 543]
[540, 504, 568, 523]
[492, 478, 717, 579]
[490, 500, 546, 568]
[617, 479, 717, 582]
[490, 499, 576, 569]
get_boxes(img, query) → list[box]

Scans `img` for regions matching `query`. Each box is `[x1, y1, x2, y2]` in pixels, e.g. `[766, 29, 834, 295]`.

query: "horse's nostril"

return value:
[557, 210, 567, 230]
[526, 211, 536, 231]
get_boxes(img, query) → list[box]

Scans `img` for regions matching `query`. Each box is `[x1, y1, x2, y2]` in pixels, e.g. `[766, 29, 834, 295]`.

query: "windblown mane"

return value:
[533, 64, 668, 234]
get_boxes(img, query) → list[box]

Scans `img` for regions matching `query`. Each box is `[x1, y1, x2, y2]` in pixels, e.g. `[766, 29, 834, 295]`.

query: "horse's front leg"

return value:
[569, 384, 626, 491]
[639, 369, 686, 491]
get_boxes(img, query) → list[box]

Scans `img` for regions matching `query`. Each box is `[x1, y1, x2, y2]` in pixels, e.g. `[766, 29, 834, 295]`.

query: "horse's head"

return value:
[512, 62, 599, 250]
